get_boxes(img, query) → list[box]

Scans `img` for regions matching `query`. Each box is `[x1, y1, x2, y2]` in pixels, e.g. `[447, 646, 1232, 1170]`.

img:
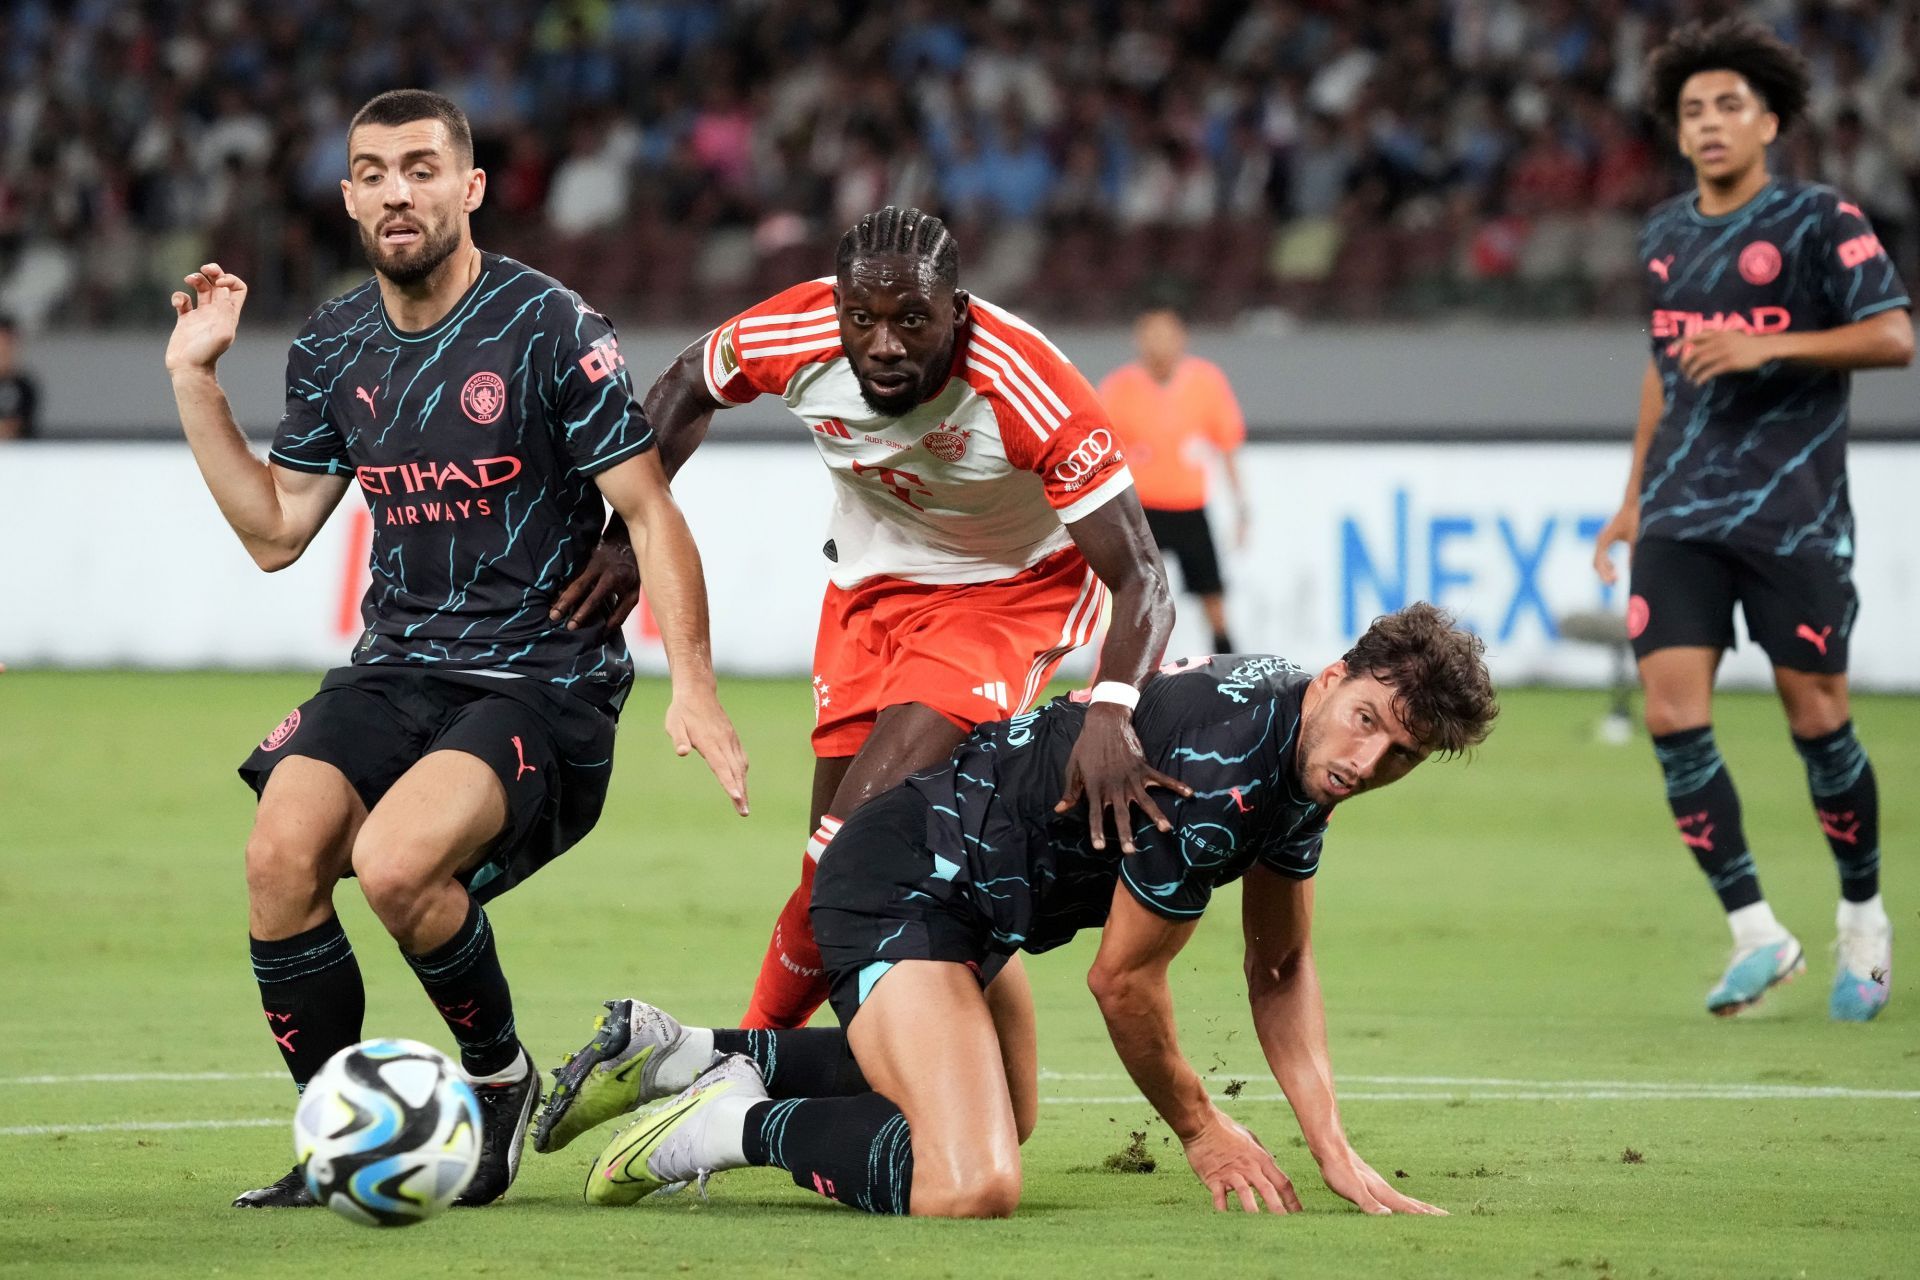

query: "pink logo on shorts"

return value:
[1627, 594, 1650, 640]
[461, 371, 507, 424]
[261, 709, 301, 752]
[1739, 241, 1781, 285]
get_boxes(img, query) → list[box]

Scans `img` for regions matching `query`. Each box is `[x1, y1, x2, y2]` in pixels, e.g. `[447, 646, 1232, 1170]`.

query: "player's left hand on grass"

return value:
[1055, 703, 1191, 853]
[1182, 1111, 1302, 1214]
[1674, 329, 1771, 384]
[550, 537, 640, 630]
[666, 691, 750, 816]
[1317, 1146, 1447, 1216]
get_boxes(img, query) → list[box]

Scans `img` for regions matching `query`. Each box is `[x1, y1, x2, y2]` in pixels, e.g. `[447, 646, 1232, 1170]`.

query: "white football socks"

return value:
[460, 1049, 530, 1086]
[1727, 901, 1789, 950]
[1836, 894, 1889, 933]
[651, 1026, 717, 1094]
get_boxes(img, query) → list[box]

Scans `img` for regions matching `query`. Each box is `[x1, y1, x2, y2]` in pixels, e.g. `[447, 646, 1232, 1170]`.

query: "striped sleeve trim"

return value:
[268, 449, 350, 476]
[1056, 466, 1134, 523]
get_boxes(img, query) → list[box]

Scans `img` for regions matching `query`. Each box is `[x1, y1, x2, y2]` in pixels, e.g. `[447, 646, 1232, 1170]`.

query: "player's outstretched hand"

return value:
[1182, 1111, 1301, 1214]
[666, 690, 750, 816]
[1675, 329, 1770, 384]
[1590, 502, 1638, 586]
[1318, 1146, 1447, 1216]
[1056, 703, 1192, 852]
[165, 263, 249, 374]
[551, 537, 640, 630]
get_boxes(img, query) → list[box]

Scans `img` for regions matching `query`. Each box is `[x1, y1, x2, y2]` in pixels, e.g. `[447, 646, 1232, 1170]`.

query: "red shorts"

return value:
[810, 546, 1106, 757]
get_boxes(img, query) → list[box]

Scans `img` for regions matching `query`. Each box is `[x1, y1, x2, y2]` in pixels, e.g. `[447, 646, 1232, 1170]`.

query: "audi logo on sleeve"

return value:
[1051, 429, 1114, 484]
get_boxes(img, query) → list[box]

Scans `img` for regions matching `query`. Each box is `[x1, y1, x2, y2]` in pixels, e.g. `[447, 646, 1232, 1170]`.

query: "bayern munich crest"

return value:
[921, 429, 969, 462]
[1738, 240, 1781, 285]
[262, 708, 301, 752]
[461, 371, 507, 424]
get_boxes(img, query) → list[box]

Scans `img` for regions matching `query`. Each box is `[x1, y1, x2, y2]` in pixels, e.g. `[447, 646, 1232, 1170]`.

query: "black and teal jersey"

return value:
[271, 253, 652, 708]
[1638, 178, 1909, 558]
[902, 655, 1330, 955]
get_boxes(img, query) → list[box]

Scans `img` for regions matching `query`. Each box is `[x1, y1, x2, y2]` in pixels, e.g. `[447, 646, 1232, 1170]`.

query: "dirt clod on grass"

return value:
[1103, 1130, 1157, 1174]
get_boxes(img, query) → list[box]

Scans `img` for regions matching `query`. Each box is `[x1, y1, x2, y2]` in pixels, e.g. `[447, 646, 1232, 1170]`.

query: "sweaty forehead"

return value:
[842, 254, 943, 299]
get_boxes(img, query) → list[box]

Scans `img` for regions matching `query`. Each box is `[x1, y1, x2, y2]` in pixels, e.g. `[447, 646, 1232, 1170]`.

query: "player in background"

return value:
[1099, 307, 1249, 653]
[165, 90, 746, 1208]
[579, 206, 1179, 1033]
[1592, 21, 1911, 1020]
[542, 605, 1496, 1219]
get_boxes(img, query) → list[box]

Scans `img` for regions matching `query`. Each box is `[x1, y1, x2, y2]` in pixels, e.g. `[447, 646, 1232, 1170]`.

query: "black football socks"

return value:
[403, 895, 522, 1078]
[711, 1026, 870, 1099]
[742, 1092, 914, 1213]
[1652, 726, 1761, 912]
[250, 914, 365, 1089]
[1792, 721, 1881, 903]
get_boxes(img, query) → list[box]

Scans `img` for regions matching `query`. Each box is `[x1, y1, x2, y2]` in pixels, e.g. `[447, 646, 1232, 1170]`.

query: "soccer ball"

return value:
[293, 1038, 482, 1227]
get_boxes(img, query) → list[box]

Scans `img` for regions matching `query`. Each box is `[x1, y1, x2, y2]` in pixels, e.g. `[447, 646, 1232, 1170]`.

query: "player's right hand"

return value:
[1591, 502, 1638, 586]
[165, 263, 248, 374]
[1181, 1111, 1302, 1215]
[665, 690, 750, 816]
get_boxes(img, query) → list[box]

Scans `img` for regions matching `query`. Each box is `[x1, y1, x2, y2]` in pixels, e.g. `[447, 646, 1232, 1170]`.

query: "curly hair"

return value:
[1342, 603, 1498, 757]
[1646, 18, 1810, 133]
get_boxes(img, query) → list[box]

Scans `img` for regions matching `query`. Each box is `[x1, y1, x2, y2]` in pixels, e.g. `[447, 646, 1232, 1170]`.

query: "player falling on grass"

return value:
[1592, 20, 1912, 1020]
[164, 89, 747, 1209]
[535, 604, 1496, 1218]
[581, 205, 1177, 1031]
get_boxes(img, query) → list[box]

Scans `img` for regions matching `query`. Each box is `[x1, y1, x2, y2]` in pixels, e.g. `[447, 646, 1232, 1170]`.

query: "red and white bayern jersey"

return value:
[702, 279, 1133, 587]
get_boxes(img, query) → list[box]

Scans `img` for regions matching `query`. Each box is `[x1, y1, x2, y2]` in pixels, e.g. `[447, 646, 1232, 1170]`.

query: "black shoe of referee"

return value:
[232, 1165, 317, 1208]
[456, 1047, 541, 1206]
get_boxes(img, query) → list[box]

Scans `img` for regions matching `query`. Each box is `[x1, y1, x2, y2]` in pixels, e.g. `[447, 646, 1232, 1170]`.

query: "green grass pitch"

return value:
[1, 671, 1914, 1278]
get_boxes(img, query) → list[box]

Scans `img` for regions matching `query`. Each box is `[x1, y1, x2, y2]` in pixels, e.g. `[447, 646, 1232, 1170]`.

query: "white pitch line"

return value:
[0, 1071, 286, 1086]
[0, 1118, 284, 1137]
[1046, 1086, 1920, 1104]
[7, 1081, 1917, 1138]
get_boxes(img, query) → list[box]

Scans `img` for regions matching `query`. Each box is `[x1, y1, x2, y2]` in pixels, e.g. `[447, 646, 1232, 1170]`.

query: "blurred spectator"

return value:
[0, 315, 39, 440]
[1, 0, 1918, 327]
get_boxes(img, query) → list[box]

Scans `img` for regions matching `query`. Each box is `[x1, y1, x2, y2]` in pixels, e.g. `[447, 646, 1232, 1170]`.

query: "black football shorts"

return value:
[238, 666, 617, 901]
[1628, 536, 1857, 675]
[1144, 506, 1225, 597]
[812, 788, 1010, 1027]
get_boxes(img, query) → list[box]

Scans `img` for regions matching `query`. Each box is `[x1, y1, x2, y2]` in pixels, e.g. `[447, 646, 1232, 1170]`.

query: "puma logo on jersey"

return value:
[1648, 256, 1674, 282]
[355, 385, 379, 416]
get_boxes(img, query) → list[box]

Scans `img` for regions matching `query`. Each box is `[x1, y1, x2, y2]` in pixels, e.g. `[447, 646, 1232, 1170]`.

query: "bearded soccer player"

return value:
[1592, 21, 1911, 1020]
[537, 605, 1496, 1219]
[575, 205, 1178, 1032]
[165, 90, 747, 1208]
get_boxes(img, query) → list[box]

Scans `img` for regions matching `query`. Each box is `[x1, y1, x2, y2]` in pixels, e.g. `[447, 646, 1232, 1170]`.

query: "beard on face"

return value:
[359, 214, 463, 286]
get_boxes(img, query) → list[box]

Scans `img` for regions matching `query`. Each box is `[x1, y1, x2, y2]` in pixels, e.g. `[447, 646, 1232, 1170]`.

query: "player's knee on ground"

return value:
[912, 1165, 1022, 1219]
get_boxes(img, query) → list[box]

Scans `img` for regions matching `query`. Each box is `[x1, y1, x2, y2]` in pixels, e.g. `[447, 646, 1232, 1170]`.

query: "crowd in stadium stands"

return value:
[2, 0, 1917, 329]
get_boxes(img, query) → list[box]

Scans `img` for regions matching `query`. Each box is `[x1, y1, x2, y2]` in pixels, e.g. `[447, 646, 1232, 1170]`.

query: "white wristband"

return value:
[1089, 680, 1141, 711]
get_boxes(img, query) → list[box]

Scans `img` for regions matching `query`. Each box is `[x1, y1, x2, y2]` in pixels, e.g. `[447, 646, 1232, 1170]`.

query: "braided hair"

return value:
[835, 206, 960, 288]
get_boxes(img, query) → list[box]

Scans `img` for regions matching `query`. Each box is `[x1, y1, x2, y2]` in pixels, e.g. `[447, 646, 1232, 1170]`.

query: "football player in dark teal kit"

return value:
[536, 605, 1497, 1219]
[1591, 21, 1911, 1020]
[166, 90, 748, 1209]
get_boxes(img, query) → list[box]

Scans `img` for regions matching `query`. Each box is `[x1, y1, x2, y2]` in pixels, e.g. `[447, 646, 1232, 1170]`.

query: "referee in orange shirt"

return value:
[1098, 308, 1248, 653]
